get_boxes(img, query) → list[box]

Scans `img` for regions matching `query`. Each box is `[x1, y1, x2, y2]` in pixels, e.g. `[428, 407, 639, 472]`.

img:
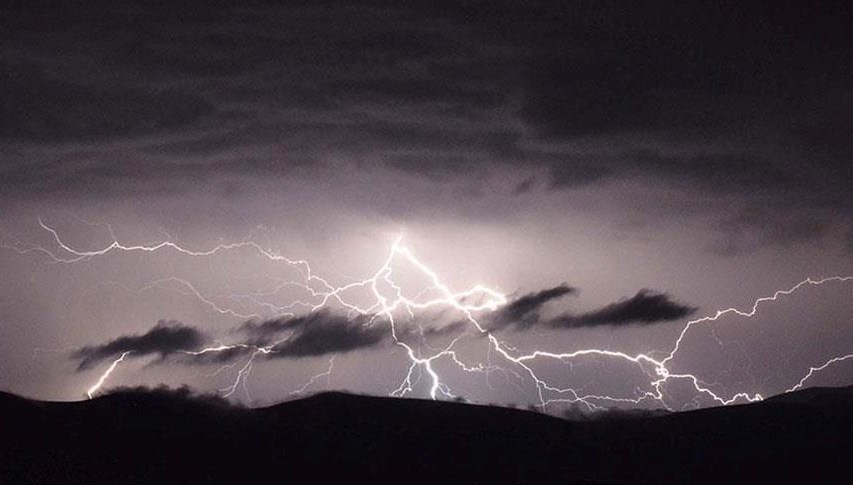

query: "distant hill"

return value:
[1, 387, 851, 484]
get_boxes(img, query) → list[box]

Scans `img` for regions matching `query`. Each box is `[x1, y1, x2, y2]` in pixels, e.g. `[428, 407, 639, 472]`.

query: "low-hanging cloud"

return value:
[238, 310, 466, 359]
[74, 310, 435, 371]
[174, 312, 396, 365]
[72, 320, 208, 371]
[264, 312, 390, 359]
[488, 286, 697, 331]
[488, 284, 577, 331]
[550, 290, 697, 329]
[72, 286, 696, 371]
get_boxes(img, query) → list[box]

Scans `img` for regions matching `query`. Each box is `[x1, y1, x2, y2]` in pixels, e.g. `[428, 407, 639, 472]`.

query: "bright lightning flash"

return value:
[86, 351, 132, 399]
[7, 220, 853, 412]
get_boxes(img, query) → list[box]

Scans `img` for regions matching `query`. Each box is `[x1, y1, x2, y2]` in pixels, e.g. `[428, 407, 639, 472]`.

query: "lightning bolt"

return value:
[86, 351, 132, 399]
[291, 356, 336, 396]
[786, 353, 853, 393]
[7, 219, 853, 411]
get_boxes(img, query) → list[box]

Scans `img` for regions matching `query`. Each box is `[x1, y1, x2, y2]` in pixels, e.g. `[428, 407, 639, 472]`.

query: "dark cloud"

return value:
[1, 0, 851, 254]
[488, 284, 576, 331]
[238, 317, 295, 347]
[72, 320, 207, 371]
[629, 151, 799, 194]
[157, 310, 464, 367]
[73, 290, 692, 371]
[489, 286, 696, 331]
[0, 62, 215, 143]
[515, 2, 853, 199]
[4, 3, 849, 179]
[518, 2, 851, 137]
[550, 290, 697, 329]
[264, 312, 389, 358]
[521, 57, 660, 139]
[181, 312, 394, 364]
[235, 311, 395, 359]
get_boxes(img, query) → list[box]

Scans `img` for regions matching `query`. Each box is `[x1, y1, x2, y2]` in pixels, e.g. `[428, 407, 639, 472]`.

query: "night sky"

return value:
[1, 1, 852, 411]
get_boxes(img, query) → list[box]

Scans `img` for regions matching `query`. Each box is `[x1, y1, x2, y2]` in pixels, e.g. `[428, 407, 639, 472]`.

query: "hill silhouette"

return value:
[1, 386, 851, 484]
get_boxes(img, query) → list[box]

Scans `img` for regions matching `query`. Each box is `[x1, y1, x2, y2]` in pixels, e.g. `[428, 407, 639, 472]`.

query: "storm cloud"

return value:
[0, 1, 848, 254]
[265, 312, 389, 359]
[72, 320, 207, 371]
[224, 311, 392, 360]
[488, 286, 696, 331]
[489, 284, 577, 331]
[77, 310, 458, 370]
[1, 1, 848, 204]
[549, 290, 698, 329]
[0, 62, 214, 143]
[3, 0, 852, 408]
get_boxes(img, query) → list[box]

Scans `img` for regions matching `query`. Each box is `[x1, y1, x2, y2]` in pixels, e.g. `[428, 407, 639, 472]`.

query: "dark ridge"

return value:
[1, 387, 851, 484]
[762, 384, 853, 405]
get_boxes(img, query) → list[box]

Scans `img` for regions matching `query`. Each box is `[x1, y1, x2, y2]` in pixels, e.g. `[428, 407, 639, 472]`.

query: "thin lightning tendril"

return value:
[291, 356, 336, 396]
[7, 220, 853, 411]
[86, 351, 131, 399]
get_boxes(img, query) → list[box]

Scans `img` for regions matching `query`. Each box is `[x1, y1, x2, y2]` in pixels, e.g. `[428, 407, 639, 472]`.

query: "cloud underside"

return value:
[241, 312, 389, 358]
[1, 2, 850, 217]
[3, 2, 851, 256]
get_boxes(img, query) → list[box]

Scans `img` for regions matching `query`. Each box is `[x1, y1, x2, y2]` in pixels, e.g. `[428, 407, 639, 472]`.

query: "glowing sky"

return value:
[1, 1, 852, 411]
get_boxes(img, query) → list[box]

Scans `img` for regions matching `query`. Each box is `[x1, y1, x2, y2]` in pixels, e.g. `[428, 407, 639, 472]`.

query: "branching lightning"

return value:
[291, 356, 336, 396]
[6, 219, 853, 412]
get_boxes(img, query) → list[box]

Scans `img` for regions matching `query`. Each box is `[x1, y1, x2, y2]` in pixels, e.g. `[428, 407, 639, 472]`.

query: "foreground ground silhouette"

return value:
[1, 386, 851, 484]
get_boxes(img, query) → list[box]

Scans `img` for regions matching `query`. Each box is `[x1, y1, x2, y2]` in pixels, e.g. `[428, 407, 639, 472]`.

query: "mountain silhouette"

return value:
[1, 386, 851, 484]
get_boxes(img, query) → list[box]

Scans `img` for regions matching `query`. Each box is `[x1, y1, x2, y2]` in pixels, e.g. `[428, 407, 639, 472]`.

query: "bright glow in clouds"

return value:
[6, 219, 853, 412]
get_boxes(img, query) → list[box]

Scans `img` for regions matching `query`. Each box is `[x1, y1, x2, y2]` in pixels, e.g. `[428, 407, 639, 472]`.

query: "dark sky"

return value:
[1, 1, 852, 411]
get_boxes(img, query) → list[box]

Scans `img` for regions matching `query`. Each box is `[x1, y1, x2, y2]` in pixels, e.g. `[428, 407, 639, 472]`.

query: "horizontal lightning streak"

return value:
[11, 219, 853, 411]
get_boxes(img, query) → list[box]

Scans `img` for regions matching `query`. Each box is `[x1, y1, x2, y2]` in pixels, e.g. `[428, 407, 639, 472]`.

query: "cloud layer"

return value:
[2, 2, 849, 203]
[71, 282, 697, 370]
[3, 1, 851, 253]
